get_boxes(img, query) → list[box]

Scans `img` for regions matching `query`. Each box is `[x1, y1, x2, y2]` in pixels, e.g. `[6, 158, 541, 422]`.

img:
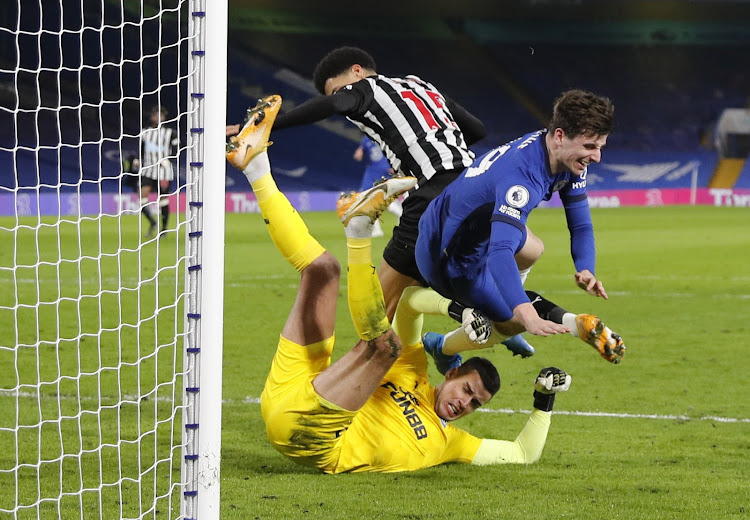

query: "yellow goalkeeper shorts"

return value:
[260, 335, 355, 471]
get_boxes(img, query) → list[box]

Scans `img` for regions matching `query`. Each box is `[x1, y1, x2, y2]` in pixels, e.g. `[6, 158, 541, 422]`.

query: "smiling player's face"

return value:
[557, 131, 607, 176]
[433, 369, 492, 422]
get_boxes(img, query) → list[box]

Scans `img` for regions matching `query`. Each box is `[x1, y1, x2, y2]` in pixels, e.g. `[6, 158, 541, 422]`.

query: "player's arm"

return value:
[445, 97, 486, 145]
[472, 368, 571, 465]
[561, 185, 607, 299]
[272, 90, 359, 130]
[486, 221, 567, 336]
[226, 89, 362, 136]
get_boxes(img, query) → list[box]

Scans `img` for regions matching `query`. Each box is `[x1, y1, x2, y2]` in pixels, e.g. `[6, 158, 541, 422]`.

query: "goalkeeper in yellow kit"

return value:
[227, 96, 572, 473]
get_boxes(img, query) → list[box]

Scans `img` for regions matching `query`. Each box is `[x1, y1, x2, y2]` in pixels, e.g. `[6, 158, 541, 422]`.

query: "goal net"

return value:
[0, 1, 226, 518]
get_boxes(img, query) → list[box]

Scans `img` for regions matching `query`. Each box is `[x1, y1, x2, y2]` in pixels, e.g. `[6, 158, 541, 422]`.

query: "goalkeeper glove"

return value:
[532, 367, 571, 412]
[448, 301, 492, 344]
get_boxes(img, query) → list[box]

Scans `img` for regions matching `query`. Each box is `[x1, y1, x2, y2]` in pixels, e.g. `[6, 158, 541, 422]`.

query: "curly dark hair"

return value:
[548, 89, 615, 138]
[312, 46, 377, 94]
[455, 357, 500, 396]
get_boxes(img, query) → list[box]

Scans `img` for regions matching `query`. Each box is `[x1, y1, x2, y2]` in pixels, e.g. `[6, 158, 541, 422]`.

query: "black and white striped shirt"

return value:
[340, 75, 475, 185]
[139, 125, 178, 181]
[272, 74, 485, 189]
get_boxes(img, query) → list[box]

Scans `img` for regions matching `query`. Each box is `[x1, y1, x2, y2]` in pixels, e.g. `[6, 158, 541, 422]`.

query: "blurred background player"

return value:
[416, 89, 625, 367]
[352, 134, 401, 237]
[132, 105, 179, 239]
[226, 97, 573, 473]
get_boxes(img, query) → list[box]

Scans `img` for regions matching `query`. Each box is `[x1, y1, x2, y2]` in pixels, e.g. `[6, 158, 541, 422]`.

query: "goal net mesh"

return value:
[0, 1, 205, 518]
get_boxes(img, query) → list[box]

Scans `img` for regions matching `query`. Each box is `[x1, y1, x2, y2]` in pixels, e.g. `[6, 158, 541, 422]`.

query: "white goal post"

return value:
[0, 1, 227, 519]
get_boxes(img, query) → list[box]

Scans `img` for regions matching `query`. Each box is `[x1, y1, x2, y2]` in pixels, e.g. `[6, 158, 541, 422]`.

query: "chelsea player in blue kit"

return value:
[416, 90, 626, 367]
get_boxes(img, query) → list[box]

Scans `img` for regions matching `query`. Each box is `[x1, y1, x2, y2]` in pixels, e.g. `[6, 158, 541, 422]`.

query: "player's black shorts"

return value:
[383, 169, 462, 285]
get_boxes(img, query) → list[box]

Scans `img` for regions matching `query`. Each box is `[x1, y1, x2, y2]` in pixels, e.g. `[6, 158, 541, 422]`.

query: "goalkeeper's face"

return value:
[433, 369, 492, 422]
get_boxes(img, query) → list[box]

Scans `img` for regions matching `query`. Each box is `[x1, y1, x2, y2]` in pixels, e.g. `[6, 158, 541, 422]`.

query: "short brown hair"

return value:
[548, 89, 615, 138]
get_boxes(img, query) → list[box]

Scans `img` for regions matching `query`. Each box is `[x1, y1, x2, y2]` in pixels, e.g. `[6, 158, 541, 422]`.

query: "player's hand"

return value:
[461, 308, 492, 344]
[534, 367, 571, 394]
[226, 124, 240, 137]
[353, 146, 364, 161]
[532, 367, 571, 412]
[575, 270, 608, 299]
[514, 303, 569, 337]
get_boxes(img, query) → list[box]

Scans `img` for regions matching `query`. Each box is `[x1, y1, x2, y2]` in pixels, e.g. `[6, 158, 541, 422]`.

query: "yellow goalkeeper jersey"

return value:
[329, 342, 482, 473]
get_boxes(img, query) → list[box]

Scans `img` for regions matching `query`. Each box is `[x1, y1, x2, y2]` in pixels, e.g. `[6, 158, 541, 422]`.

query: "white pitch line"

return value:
[3, 392, 748, 424]
[535, 274, 750, 282]
[477, 408, 750, 424]
[555, 290, 750, 299]
[240, 396, 749, 423]
[5, 275, 750, 300]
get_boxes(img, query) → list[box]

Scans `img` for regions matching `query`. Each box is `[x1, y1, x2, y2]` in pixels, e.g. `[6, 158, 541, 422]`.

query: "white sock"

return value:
[387, 200, 403, 218]
[442, 328, 478, 355]
[242, 150, 271, 184]
[563, 313, 579, 336]
[345, 215, 373, 239]
[519, 267, 532, 285]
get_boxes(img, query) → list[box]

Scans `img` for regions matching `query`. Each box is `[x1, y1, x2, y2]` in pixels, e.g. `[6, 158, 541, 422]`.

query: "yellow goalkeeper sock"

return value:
[391, 287, 451, 347]
[252, 174, 325, 272]
[347, 238, 390, 341]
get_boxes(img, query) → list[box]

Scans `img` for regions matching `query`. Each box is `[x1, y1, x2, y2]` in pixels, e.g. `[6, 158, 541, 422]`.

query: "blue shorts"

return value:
[416, 216, 527, 323]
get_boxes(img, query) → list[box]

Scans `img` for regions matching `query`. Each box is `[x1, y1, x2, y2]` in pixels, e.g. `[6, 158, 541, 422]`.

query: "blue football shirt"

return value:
[416, 129, 595, 321]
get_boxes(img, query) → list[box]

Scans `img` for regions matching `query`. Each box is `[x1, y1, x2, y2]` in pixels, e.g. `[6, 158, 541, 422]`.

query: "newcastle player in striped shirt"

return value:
[133, 105, 178, 239]
[231, 47, 486, 323]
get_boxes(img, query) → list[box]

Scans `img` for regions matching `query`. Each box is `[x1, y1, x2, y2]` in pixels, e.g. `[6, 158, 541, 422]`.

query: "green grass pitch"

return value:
[2, 205, 750, 519]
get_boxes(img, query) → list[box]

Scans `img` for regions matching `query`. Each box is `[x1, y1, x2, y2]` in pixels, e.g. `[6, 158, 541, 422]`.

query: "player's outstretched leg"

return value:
[436, 301, 531, 359]
[389, 286, 465, 374]
[226, 95, 282, 171]
[340, 177, 416, 340]
[226, 114, 325, 273]
[422, 332, 462, 375]
[526, 290, 626, 364]
[309, 181, 422, 413]
[140, 192, 158, 239]
[421, 299, 518, 371]
[158, 197, 169, 236]
[501, 334, 536, 358]
[337, 176, 417, 226]
[574, 314, 626, 364]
